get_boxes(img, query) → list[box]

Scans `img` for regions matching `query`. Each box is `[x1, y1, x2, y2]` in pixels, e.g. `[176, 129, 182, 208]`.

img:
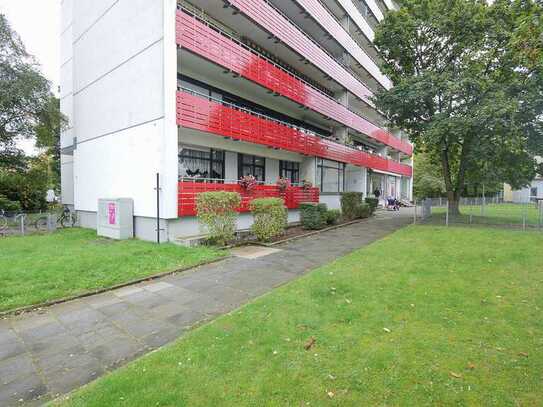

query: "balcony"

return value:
[176, 8, 412, 156]
[177, 89, 413, 177]
[178, 179, 320, 216]
[290, 0, 391, 89]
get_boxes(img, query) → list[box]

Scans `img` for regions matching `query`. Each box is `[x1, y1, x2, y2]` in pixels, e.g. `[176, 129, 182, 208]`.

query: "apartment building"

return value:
[60, 0, 412, 242]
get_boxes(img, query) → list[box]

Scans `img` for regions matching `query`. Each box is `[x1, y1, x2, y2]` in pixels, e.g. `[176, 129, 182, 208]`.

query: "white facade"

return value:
[61, 0, 413, 241]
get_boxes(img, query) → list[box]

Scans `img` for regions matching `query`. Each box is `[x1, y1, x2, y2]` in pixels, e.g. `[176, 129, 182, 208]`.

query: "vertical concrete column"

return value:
[333, 90, 350, 144]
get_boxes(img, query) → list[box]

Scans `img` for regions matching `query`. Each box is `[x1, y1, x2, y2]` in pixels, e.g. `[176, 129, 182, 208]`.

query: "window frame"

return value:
[238, 154, 266, 182]
[178, 148, 225, 181]
[279, 160, 300, 184]
[317, 158, 345, 193]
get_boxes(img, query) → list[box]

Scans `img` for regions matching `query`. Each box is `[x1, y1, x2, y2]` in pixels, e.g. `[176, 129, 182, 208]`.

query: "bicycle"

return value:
[34, 206, 77, 231]
[0, 210, 8, 234]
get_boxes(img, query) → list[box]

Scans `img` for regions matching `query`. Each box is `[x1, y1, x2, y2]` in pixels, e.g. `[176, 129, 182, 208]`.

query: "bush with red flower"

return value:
[239, 175, 258, 192]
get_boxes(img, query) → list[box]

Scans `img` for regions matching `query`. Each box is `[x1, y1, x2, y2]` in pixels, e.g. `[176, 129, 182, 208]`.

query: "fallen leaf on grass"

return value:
[518, 352, 529, 357]
[450, 372, 462, 379]
[304, 336, 316, 350]
[327, 391, 335, 398]
[467, 362, 476, 370]
[383, 328, 391, 333]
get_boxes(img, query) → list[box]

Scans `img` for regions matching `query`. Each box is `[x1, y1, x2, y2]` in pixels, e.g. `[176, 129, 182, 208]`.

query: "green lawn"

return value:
[0, 228, 224, 312]
[58, 226, 543, 406]
[432, 202, 542, 226]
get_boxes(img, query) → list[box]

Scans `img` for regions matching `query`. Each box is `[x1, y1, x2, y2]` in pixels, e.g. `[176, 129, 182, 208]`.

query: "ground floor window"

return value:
[317, 158, 345, 193]
[279, 160, 300, 184]
[238, 154, 265, 182]
[178, 148, 225, 180]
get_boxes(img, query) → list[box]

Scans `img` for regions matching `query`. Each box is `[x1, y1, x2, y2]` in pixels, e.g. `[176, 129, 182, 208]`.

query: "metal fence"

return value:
[0, 208, 76, 237]
[413, 196, 543, 230]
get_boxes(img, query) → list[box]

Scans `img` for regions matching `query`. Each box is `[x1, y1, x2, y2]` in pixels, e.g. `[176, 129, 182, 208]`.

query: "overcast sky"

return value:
[0, 0, 60, 90]
[0, 0, 60, 154]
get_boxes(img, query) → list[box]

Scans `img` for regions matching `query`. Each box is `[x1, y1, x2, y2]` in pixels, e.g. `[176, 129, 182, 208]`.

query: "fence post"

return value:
[446, 199, 449, 227]
[19, 215, 25, 235]
[539, 201, 543, 231]
[523, 204, 527, 231]
[413, 200, 417, 224]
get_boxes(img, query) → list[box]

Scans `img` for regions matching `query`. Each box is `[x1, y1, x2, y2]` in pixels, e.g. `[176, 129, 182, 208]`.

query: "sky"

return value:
[0, 0, 61, 154]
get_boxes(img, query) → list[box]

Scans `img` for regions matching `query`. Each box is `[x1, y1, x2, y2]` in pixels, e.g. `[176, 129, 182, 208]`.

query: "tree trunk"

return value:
[447, 190, 461, 216]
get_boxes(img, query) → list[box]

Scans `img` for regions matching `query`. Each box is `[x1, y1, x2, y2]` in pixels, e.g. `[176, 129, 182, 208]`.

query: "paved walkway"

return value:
[0, 210, 413, 406]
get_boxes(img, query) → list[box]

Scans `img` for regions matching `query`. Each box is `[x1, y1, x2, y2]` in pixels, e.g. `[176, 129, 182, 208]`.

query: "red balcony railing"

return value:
[224, 0, 374, 106]
[178, 180, 319, 216]
[293, 0, 390, 89]
[177, 90, 413, 178]
[176, 9, 413, 156]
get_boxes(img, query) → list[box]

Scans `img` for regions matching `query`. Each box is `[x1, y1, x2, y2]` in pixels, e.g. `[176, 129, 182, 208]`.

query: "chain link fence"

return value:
[413, 196, 543, 230]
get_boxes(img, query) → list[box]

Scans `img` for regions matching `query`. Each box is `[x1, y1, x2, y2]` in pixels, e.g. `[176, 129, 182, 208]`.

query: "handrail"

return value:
[176, 6, 400, 141]
[178, 176, 307, 187]
[179, 87, 386, 158]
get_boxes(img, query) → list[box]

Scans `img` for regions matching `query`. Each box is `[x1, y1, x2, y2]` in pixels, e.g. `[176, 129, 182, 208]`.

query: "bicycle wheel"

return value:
[0, 217, 7, 233]
[35, 216, 48, 231]
[60, 214, 75, 228]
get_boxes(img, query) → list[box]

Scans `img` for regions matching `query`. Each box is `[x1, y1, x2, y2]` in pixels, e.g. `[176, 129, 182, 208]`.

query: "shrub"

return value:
[341, 192, 363, 220]
[300, 202, 327, 230]
[325, 209, 341, 225]
[250, 197, 287, 242]
[196, 191, 241, 246]
[276, 177, 289, 192]
[0, 194, 21, 212]
[365, 197, 379, 213]
[357, 203, 371, 219]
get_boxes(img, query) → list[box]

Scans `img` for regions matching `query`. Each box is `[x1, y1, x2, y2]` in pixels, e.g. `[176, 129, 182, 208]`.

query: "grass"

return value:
[0, 228, 224, 312]
[57, 225, 543, 406]
[432, 202, 542, 226]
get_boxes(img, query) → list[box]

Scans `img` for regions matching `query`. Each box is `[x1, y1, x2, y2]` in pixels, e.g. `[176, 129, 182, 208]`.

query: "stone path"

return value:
[0, 210, 413, 406]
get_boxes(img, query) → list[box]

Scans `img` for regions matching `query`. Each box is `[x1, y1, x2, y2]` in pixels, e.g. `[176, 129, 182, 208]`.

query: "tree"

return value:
[412, 151, 445, 199]
[374, 0, 543, 214]
[0, 14, 65, 209]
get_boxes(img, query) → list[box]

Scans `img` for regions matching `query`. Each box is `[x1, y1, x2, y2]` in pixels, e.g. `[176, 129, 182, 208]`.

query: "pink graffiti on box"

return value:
[108, 202, 116, 225]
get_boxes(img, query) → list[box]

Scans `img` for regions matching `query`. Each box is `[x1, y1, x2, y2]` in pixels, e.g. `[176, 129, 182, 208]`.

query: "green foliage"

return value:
[364, 197, 379, 213]
[374, 0, 543, 209]
[357, 203, 371, 219]
[196, 192, 241, 246]
[340, 192, 363, 220]
[325, 209, 341, 225]
[0, 153, 50, 211]
[250, 197, 287, 242]
[300, 202, 327, 230]
[413, 152, 445, 199]
[0, 193, 20, 211]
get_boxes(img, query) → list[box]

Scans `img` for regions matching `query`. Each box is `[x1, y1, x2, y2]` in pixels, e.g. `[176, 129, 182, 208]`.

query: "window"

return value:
[279, 161, 300, 184]
[238, 154, 265, 182]
[178, 148, 225, 180]
[317, 158, 345, 193]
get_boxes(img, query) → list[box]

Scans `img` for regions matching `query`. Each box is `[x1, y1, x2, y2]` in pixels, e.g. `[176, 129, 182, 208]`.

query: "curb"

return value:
[0, 254, 230, 319]
[255, 216, 373, 247]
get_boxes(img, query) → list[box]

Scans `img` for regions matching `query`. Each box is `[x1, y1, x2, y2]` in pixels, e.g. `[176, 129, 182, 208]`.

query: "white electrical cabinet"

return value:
[97, 198, 134, 239]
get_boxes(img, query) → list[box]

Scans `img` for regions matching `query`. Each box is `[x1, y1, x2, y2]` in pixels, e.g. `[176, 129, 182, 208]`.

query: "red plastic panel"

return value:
[293, 0, 390, 89]
[177, 91, 413, 177]
[226, 0, 375, 106]
[176, 10, 413, 156]
[178, 182, 319, 216]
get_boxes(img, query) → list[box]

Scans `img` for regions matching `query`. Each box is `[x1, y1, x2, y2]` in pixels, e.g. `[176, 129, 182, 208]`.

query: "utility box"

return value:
[97, 198, 134, 240]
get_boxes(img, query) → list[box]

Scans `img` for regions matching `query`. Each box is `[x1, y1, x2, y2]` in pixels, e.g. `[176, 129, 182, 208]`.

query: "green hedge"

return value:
[250, 197, 287, 242]
[341, 192, 363, 220]
[357, 203, 371, 219]
[325, 209, 341, 225]
[196, 191, 241, 246]
[365, 197, 379, 214]
[300, 202, 328, 230]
